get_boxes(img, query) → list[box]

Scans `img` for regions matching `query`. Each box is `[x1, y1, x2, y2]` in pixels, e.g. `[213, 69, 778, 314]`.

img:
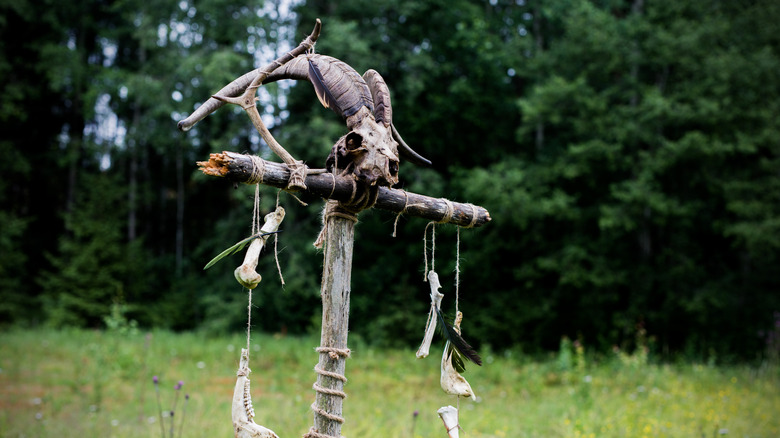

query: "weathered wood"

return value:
[197, 151, 491, 228]
[312, 213, 353, 437]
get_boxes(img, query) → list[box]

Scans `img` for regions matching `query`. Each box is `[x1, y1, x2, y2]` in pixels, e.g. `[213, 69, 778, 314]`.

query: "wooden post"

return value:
[183, 19, 491, 436]
[311, 211, 354, 437]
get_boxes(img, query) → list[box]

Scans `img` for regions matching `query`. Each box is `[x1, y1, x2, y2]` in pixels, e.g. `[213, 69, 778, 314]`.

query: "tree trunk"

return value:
[175, 139, 184, 274]
[532, 1, 545, 153]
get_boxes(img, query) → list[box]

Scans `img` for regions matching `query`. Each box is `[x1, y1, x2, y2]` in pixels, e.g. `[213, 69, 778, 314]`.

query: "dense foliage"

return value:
[2, 0, 778, 360]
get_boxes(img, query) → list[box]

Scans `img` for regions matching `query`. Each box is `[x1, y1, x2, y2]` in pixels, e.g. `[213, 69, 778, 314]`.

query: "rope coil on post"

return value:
[304, 427, 342, 438]
[303, 347, 351, 438]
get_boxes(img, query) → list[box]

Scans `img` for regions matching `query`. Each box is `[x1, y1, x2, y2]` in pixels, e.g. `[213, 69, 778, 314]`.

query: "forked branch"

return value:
[177, 19, 322, 132]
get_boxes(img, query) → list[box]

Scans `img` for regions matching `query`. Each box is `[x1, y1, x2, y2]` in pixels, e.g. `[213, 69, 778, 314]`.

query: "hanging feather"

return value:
[436, 308, 482, 372]
[307, 57, 342, 114]
[203, 231, 282, 270]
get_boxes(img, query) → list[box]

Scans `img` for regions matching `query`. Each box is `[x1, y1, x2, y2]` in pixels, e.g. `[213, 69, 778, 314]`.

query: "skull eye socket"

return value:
[345, 132, 363, 151]
[389, 160, 398, 176]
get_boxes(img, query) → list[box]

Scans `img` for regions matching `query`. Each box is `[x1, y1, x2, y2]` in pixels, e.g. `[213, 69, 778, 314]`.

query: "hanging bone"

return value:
[417, 270, 445, 358]
[440, 312, 477, 401]
[234, 207, 285, 289]
[437, 406, 461, 438]
[233, 349, 279, 438]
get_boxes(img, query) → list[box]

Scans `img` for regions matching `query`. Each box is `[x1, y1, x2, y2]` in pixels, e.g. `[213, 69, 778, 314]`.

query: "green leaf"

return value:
[202, 231, 281, 271]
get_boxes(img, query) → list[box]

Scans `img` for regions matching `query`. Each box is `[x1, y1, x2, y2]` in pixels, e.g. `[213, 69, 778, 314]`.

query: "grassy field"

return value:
[1, 328, 778, 438]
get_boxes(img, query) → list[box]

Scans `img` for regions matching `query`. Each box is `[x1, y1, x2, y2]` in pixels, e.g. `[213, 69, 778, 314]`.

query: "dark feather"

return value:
[307, 57, 342, 114]
[447, 342, 467, 373]
[436, 308, 482, 369]
[203, 231, 282, 270]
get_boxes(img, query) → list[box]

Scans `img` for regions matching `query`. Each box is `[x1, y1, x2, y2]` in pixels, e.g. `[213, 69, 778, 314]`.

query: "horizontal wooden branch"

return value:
[198, 151, 491, 228]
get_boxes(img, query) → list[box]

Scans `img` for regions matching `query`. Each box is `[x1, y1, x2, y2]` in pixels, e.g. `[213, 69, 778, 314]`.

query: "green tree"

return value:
[461, 0, 780, 356]
[42, 172, 129, 327]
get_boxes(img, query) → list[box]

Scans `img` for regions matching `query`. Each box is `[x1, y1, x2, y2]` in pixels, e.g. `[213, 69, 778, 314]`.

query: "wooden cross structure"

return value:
[184, 19, 491, 438]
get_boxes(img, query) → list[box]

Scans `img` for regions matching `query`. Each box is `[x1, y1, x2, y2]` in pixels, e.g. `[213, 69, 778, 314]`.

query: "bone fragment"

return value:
[235, 207, 285, 289]
[440, 313, 477, 401]
[437, 406, 460, 438]
[233, 349, 279, 438]
[416, 270, 444, 358]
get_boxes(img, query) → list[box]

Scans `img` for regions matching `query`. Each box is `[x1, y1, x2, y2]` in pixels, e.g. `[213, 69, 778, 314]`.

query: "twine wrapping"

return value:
[392, 190, 409, 238]
[286, 160, 308, 191]
[465, 203, 479, 228]
[303, 346, 352, 438]
[247, 155, 266, 185]
[303, 427, 343, 438]
[439, 199, 455, 224]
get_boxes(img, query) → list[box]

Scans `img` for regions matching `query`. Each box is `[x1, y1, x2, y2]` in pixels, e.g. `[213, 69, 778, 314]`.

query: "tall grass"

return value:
[0, 329, 778, 437]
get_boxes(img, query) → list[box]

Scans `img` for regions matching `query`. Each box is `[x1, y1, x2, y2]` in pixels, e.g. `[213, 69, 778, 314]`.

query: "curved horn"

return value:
[177, 19, 321, 131]
[362, 69, 392, 126]
[362, 69, 431, 167]
[393, 124, 432, 167]
[259, 54, 375, 126]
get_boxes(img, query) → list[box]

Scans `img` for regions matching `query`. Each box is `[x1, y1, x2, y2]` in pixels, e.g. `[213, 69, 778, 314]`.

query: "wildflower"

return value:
[153, 376, 165, 438]
[411, 409, 420, 437]
[170, 381, 184, 438]
[178, 394, 190, 438]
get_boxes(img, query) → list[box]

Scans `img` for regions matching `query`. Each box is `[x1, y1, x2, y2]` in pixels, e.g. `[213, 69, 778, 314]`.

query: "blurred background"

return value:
[2, 0, 779, 362]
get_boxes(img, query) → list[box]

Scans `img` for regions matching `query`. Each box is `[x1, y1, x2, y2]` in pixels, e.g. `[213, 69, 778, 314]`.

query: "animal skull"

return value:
[327, 107, 400, 187]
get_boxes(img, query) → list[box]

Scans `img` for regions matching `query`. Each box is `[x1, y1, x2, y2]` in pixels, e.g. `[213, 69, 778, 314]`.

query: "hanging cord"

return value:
[423, 221, 436, 281]
[392, 191, 426, 238]
[392, 190, 410, 238]
[273, 190, 286, 286]
[423, 221, 464, 312]
[246, 288, 253, 354]
[423, 199, 454, 279]
[455, 227, 461, 315]
[245, 182, 263, 355]
[247, 155, 266, 185]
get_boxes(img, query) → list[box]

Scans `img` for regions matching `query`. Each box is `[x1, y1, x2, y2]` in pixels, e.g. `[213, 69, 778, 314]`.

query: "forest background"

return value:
[2, 0, 779, 362]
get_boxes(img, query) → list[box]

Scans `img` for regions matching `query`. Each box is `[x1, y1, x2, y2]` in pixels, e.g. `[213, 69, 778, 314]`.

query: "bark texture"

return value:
[197, 151, 491, 228]
[312, 215, 354, 437]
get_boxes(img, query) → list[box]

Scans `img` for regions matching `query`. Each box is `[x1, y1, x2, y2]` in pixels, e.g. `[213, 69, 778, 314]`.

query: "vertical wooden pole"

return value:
[312, 213, 354, 437]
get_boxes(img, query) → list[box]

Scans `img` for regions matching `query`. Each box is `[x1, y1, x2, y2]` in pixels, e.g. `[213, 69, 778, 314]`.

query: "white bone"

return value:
[233, 348, 279, 438]
[440, 313, 477, 401]
[417, 270, 444, 358]
[437, 406, 460, 438]
[235, 207, 285, 289]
